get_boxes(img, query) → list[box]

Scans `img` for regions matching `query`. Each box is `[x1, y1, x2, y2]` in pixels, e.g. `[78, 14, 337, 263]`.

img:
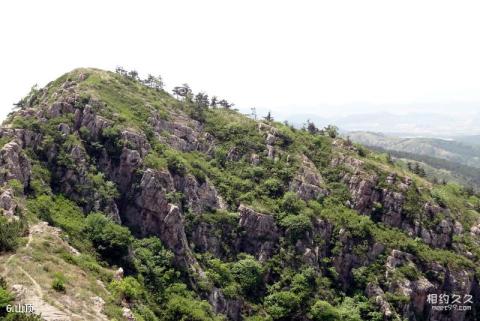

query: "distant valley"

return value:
[348, 131, 480, 189]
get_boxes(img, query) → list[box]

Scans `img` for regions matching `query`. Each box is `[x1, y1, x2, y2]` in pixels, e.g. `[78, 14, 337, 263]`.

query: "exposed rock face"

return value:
[366, 283, 394, 318]
[74, 105, 112, 139]
[374, 249, 480, 321]
[190, 221, 225, 257]
[237, 205, 279, 261]
[333, 154, 460, 250]
[226, 147, 242, 162]
[0, 128, 42, 150]
[149, 111, 214, 153]
[344, 172, 381, 215]
[250, 153, 260, 165]
[209, 288, 243, 321]
[295, 218, 334, 267]
[113, 147, 142, 193]
[332, 229, 383, 290]
[46, 101, 75, 118]
[290, 155, 328, 201]
[120, 130, 151, 157]
[174, 175, 223, 213]
[0, 188, 17, 217]
[122, 169, 199, 269]
[122, 307, 136, 321]
[0, 141, 31, 187]
[57, 145, 88, 198]
[379, 190, 405, 227]
[258, 122, 279, 160]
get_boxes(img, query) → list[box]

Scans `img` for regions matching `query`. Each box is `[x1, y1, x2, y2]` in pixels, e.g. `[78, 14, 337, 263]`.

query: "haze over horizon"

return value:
[2, 0, 480, 136]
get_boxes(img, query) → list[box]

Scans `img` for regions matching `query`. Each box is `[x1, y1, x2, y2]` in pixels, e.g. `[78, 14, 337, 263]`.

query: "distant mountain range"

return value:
[348, 131, 480, 189]
[348, 131, 480, 168]
[286, 111, 480, 137]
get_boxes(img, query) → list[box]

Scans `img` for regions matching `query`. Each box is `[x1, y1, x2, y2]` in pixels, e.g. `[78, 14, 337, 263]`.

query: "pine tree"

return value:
[264, 111, 273, 122]
[307, 120, 318, 134]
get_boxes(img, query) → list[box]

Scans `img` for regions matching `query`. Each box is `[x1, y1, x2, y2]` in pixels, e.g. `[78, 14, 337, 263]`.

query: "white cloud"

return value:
[1, 0, 480, 121]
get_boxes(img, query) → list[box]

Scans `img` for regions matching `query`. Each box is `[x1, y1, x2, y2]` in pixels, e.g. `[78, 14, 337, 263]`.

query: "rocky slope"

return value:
[0, 68, 480, 321]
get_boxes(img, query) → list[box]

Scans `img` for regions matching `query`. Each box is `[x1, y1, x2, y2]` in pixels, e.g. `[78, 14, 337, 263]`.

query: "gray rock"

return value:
[289, 155, 328, 201]
[237, 205, 279, 261]
[0, 188, 17, 217]
[0, 141, 31, 187]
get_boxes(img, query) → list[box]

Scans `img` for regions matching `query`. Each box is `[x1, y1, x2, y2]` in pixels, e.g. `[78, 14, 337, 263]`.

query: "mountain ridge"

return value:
[0, 68, 479, 321]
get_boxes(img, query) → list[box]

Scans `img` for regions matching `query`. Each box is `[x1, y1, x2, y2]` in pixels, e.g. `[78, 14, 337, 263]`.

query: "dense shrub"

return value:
[0, 287, 13, 310]
[27, 195, 87, 251]
[264, 291, 301, 320]
[0, 216, 23, 252]
[51, 272, 66, 292]
[279, 214, 312, 241]
[231, 256, 263, 297]
[310, 300, 339, 321]
[84, 213, 133, 263]
[133, 237, 178, 297]
[166, 152, 187, 175]
[144, 152, 167, 170]
[161, 284, 222, 321]
[281, 192, 306, 214]
[109, 276, 143, 302]
[261, 178, 284, 197]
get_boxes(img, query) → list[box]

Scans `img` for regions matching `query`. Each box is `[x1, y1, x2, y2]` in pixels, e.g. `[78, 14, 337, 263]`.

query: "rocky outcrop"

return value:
[175, 174, 223, 213]
[366, 283, 394, 318]
[258, 123, 278, 160]
[190, 222, 225, 257]
[332, 229, 383, 290]
[74, 105, 112, 140]
[237, 205, 279, 261]
[46, 101, 75, 119]
[4, 69, 480, 321]
[334, 154, 460, 250]
[0, 141, 31, 187]
[122, 169, 198, 269]
[120, 130, 150, 157]
[209, 288, 243, 321]
[289, 155, 328, 201]
[149, 111, 214, 153]
[0, 188, 17, 217]
[0, 128, 42, 151]
[295, 218, 334, 267]
[113, 147, 142, 193]
[376, 249, 479, 321]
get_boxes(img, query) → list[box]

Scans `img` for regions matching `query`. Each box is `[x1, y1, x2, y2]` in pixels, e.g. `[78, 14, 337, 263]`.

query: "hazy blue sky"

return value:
[1, 0, 480, 127]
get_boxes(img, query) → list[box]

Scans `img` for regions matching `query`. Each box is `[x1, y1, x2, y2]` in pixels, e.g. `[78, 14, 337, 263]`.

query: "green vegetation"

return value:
[0, 277, 13, 311]
[231, 255, 263, 297]
[84, 213, 133, 264]
[0, 216, 25, 253]
[51, 272, 67, 292]
[2, 67, 480, 321]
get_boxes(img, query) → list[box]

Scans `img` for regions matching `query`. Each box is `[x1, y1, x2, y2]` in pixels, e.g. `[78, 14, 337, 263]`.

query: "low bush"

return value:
[51, 272, 66, 292]
[84, 213, 133, 264]
[0, 216, 23, 252]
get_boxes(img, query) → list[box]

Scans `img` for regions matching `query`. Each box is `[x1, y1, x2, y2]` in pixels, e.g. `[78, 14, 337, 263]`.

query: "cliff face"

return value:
[1, 68, 480, 321]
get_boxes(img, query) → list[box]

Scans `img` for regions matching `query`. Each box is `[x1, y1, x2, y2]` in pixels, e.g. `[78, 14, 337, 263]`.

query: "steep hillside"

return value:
[1, 68, 480, 321]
